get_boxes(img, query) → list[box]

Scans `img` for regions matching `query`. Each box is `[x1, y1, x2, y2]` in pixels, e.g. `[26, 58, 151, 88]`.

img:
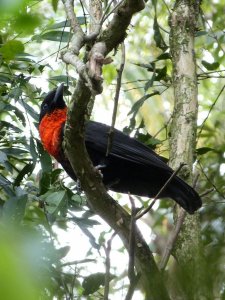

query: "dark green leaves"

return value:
[202, 60, 220, 70]
[14, 163, 35, 187]
[196, 147, 215, 155]
[52, 0, 59, 12]
[82, 272, 115, 295]
[153, 16, 168, 51]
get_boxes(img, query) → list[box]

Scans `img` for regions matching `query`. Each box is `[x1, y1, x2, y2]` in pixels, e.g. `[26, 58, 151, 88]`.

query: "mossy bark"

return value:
[169, 1, 201, 299]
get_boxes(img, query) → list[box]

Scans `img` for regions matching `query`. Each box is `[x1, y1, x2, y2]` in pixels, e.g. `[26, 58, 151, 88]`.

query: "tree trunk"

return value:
[169, 1, 201, 299]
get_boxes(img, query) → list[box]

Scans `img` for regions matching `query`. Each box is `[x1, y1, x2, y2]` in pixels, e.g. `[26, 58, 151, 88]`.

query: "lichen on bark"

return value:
[169, 0, 202, 298]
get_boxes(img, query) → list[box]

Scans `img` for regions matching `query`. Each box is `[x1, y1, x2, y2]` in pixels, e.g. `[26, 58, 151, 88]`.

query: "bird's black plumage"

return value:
[39, 84, 202, 214]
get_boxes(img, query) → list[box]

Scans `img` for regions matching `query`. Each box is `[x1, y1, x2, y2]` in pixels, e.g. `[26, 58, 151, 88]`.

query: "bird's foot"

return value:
[95, 164, 106, 178]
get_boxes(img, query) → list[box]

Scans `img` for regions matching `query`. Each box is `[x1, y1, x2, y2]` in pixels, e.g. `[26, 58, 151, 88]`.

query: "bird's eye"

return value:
[43, 103, 48, 111]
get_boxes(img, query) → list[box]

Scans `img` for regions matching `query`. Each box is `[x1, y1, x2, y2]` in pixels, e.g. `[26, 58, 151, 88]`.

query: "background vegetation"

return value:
[0, 0, 224, 299]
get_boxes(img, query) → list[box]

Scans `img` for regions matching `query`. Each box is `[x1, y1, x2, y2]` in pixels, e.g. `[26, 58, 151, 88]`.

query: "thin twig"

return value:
[124, 194, 140, 300]
[199, 188, 214, 198]
[198, 69, 225, 76]
[135, 163, 186, 220]
[79, 0, 88, 33]
[128, 194, 136, 281]
[100, 0, 114, 24]
[80, 0, 97, 24]
[100, 0, 125, 25]
[60, 259, 96, 267]
[193, 172, 200, 189]
[159, 209, 186, 271]
[62, 0, 84, 35]
[104, 232, 117, 300]
[106, 43, 125, 156]
[197, 84, 225, 139]
[198, 160, 225, 200]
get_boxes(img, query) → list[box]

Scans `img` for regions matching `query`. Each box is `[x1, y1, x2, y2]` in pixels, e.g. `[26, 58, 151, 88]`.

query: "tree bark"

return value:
[169, 1, 201, 299]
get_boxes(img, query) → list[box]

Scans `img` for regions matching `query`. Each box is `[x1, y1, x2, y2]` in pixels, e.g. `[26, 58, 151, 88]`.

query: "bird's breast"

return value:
[39, 108, 67, 158]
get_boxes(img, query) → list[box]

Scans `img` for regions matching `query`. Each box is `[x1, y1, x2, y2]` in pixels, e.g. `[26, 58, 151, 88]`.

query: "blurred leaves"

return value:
[35, 31, 71, 43]
[82, 272, 115, 296]
[0, 40, 24, 60]
[13, 13, 41, 35]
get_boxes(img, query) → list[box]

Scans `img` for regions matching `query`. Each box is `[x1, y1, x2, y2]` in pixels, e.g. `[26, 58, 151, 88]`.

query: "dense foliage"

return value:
[0, 0, 225, 299]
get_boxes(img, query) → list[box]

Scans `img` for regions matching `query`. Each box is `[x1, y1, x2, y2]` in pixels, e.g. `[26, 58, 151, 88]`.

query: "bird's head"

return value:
[39, 83, 66, 123]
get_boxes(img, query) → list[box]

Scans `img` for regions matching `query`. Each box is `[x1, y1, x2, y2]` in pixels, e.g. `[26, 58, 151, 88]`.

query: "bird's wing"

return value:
[85, 121, 172, 172]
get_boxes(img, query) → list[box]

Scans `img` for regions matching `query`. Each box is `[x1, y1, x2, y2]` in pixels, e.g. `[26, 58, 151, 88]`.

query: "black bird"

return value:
[39, 84, 202, 214]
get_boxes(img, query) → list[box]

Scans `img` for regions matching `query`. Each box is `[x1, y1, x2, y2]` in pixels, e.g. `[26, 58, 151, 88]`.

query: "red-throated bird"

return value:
[39, 84, 202, 214]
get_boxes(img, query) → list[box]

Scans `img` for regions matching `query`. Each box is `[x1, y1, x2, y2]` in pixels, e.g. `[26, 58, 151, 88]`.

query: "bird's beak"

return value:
[53, 83, 64, 105]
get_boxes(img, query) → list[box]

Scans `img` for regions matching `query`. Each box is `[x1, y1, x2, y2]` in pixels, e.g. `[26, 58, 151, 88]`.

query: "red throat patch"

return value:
[39, 108, 67, 158]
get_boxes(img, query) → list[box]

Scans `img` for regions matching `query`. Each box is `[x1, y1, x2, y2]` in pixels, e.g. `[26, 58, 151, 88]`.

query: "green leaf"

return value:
[36, 140, 52, 173]
[49, 75, 76, 84]
[0, 121, 22, 133]
[82, 273, 106, 295]
[0, 175, 14, 197]
[14, 163, 35, 187]
[144, 71, 156, 92]
[133, 62, 155, 71]
[0, 74, 13, 83]
[56, 246, 70, 259]
[39, 172, 51, 195]
[1, 147, 28, 157]
[82, 273, 115, 295]
[29, 137, 38, 165]
[38, 31, 71, 43]
[202, 60, 220, 70]
[45, 190, 66, 214]
[52, 0, 59, 12]
[48, 18, 85, 29]
[8, 88, 23, 101]
[18, 100, 39, 121]
[195, 31, 207, 37]
[71, 216, 100, 227]
[128, 92, 160, 116]
[14, 13, 41, 35]
[48, 20, 71, 29]
[135, 133, 162, 149]
[155, 66, 167, 81]
[196, 147, 215, 155]
[42, 190, 68, 223]
[2, 193, 28, 223]
[154, 52, 171, 62]
[51, 169, 62, 184]
[153, 16, 168, 51]
[0, 150, 7, 164]
[0, 174, 11, 187]
[0, 40, 24, 61]
[6, 104, 26, 125]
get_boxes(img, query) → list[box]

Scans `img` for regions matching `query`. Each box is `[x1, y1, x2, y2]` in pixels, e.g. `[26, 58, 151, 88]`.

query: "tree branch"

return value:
[107, 42, 125, 156]
[104, 232, 117, 300]
[159, 209, 186, 271]
[62, 1, 170, 298]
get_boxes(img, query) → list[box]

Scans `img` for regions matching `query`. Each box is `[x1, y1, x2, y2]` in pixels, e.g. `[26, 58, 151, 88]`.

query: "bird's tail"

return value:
[167, 176, 202, 214]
